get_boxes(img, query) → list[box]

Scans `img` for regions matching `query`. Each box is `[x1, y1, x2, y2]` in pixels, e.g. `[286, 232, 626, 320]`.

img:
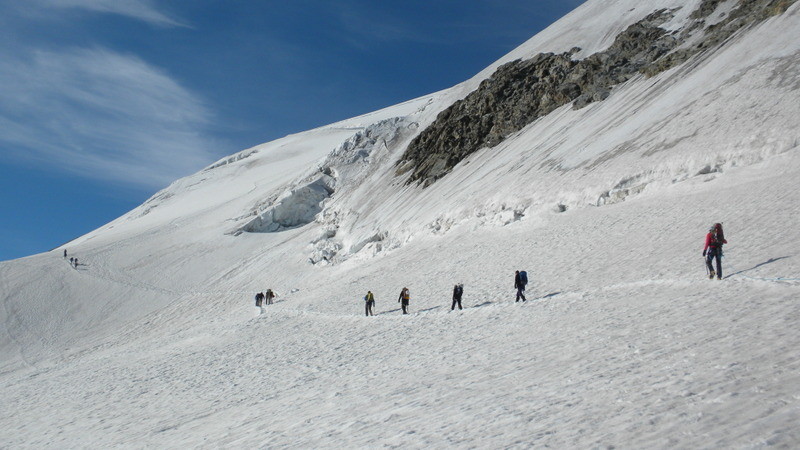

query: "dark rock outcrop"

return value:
[398, 0, 797, 187]
[398, 9, 677, 186]
[396, 51, 580, 185]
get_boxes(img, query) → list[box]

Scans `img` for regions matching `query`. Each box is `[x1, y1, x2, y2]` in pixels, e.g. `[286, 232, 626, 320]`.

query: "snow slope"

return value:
[2, 0, 800, 447]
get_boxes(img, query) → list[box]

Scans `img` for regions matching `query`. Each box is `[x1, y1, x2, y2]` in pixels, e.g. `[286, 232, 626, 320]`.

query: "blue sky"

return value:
[0, 0, 585, 261]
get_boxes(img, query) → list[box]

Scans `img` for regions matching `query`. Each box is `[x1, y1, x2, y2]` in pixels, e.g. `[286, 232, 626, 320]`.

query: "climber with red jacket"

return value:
[703, 223, 727, 280]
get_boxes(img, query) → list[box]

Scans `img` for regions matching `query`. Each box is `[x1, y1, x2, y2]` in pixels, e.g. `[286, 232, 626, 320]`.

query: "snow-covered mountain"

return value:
[2, 0, 800, 447]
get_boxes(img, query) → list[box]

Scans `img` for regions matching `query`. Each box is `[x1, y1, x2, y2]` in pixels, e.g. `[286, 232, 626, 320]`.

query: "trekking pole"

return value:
[704, 256, 709, 277]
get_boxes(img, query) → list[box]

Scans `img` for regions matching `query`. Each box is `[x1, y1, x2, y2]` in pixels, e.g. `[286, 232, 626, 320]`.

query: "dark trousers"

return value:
[401, 299, 409, 314]
[451, 297, 462, 310]
[706, 247, 722, 278]
[516, 287, 526, 302]
[365, 301, 374, 316]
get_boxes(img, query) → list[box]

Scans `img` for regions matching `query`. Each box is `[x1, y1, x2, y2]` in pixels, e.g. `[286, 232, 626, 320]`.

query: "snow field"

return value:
[2, 148, 799, 447]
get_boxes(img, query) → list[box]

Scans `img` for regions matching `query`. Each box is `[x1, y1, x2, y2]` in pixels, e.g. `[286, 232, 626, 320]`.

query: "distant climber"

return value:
[255, 292, 264, 307]
[63, 249, 67, 258]
[69, 257, 74, 266]
[265, 289, 275, 305]
[398, 287, 410, 314]
[452, 284, 464, 310]
[364, 291, 375, 316]
[703, 223, 727, 279]
[515, 270, 527, 302]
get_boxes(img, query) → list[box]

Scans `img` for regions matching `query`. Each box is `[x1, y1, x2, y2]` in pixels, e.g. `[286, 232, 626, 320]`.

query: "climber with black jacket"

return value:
[515, 270, 527, 302]
[452, 284, 464, 310]
[398, 287, 410, 314]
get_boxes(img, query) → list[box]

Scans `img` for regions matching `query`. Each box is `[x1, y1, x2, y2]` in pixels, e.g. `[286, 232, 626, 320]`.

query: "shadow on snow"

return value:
[726, 256, 791, 279]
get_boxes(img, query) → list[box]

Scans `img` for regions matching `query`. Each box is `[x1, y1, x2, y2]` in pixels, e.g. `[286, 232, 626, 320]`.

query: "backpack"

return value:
[519, 271, 528, 286]
[714, 223, 725, 244]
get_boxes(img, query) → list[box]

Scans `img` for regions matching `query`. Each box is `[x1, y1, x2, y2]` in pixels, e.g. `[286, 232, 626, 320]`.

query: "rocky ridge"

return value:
[398, 0, 797, 187]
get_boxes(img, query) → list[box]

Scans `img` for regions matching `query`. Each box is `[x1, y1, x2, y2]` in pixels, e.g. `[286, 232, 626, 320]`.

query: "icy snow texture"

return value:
[1, 0, 800, 447]
[242, 175, 335, 233]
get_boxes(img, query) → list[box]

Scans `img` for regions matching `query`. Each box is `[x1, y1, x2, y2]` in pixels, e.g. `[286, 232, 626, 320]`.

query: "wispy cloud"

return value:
[34, 0, 187, 27]
[0, 48, 221, 189]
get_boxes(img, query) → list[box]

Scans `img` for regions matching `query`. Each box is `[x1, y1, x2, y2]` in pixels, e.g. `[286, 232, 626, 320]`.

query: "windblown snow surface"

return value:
[2, 0, 800, 447]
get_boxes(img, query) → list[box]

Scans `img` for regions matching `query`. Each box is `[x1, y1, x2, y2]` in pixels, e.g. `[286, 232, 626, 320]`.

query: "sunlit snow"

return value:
[2, 0, 799, 447]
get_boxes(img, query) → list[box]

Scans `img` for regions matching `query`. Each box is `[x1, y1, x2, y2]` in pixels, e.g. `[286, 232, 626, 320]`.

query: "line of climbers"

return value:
[250, 277, 514, 317]
[358, 271, 525, 317]
[254, 289, 276, 314]
[59, 223, 729, 302]
[250, 222, 727, 316]
[359, 223, 728, 316]
[59, 223, 730, 316]
[63, 249, 80, 269]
